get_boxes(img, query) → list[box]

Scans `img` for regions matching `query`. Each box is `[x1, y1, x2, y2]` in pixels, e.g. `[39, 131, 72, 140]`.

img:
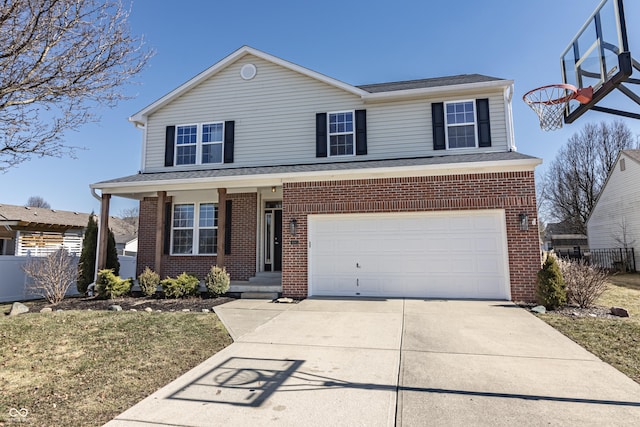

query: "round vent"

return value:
[240, 63, 257, 80]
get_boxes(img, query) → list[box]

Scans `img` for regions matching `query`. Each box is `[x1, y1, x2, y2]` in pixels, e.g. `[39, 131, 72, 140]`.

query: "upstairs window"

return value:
[176, 125, 198, 165]
[328, 111, 354, 156]
[445, 101, 477, 149]
[202, 123, 224, 164]
[175, 122, 225, 166]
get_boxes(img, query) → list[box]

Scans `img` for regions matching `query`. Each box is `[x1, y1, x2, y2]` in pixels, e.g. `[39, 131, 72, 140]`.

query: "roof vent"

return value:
[240, 63, 257, 80]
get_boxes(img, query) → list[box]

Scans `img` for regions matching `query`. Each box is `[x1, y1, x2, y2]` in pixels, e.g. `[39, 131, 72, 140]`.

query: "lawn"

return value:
[0, 309, 232, 426]
[539, 273, 640, 384]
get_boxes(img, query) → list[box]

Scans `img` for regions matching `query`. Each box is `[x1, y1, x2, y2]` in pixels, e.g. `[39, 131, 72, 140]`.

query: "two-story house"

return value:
[91, 46, 541, 301]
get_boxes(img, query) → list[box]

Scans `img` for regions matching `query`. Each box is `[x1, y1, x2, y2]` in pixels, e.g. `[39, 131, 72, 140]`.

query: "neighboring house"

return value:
[543, 221, 589, 257]
[587, 150, 640, 258]
[90, 46, 542, 301]
[0, 204, 135, 257]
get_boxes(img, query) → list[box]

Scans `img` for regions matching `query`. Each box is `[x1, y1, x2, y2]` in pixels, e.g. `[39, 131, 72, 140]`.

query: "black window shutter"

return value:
[163, 202, 172, 255]
[224, 200, 232, 255]
[165, 126, 175, 166]
[476, 99, 492, 147]
[432, 103, 445, 150]
[224, 121, 235, 163]
[355, 109, 367, 155]
[316, 113, 327, 157]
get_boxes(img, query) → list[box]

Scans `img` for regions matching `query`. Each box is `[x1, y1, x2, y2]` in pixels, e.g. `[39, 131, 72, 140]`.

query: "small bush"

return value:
[138, 267, 160, 297]
[161, 272, 200, 298]
[536, 254, 566, 310]
[23, 249, 78, 305]
[557, 258, 609, 308]
[205, 266, 230, 296]
[96, 269, 132, 299]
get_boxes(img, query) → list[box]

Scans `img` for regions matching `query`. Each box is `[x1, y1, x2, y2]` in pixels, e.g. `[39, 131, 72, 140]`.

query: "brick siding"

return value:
[282, 172, 540, 302]
[137, 193, 257, 281]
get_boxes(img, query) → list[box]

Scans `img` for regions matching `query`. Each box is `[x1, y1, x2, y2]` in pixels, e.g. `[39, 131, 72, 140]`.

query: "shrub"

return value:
[138, 267, 160, 297]
[536, 254, 566, 310]
[557, 258, 609, 308]
[161, 272, 200, 298]
[23, 249, 78, 305]
[96, 269, 132, 299]
[205, 266, 230, 296]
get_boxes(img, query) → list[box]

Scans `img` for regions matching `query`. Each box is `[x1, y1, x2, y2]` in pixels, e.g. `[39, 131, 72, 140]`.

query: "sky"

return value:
[2, 0, 640, 215]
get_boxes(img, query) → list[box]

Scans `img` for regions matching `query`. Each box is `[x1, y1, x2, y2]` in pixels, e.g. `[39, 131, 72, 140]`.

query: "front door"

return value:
[264, 202, 282, 271]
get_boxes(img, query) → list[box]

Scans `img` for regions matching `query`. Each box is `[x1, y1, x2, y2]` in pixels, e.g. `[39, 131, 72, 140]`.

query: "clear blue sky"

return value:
[3, 0, 640, 215]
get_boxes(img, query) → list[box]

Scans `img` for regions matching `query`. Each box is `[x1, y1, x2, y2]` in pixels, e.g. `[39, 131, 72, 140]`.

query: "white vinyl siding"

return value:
[587, 154, 640, 255]
[143, 55, 510, 171]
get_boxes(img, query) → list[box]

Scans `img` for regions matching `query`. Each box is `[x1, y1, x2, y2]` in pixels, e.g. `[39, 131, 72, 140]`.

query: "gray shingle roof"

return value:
[623, 149, 640, 163]
[95, 151, 538, 185]
[357, 74, 506, 93]
[0, 204, 136, 237]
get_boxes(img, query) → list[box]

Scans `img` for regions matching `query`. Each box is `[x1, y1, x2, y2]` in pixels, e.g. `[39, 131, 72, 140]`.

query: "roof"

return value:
[129, 46, 512, 125]
[357, 74, 504, 93]
[0, 204, 136, 237]
[545, 220, 585, 236]
[623, 149, 640, 163]
[94, 151, 539, 187]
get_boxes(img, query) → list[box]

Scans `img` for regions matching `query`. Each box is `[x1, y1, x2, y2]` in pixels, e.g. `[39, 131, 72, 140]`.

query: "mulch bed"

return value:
[12, 295, 236, 314]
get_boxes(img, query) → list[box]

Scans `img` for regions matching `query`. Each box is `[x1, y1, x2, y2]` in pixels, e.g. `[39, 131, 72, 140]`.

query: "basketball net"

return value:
[523, 84, 592, 131]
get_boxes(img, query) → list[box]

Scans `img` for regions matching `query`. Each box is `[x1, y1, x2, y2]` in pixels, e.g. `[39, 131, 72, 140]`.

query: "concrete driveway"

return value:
[105, 298, 640, 426]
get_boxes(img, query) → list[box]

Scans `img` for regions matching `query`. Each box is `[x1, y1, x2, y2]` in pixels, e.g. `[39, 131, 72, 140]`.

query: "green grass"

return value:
[539, 273, 640, 384]
[0, 311, 231, 426]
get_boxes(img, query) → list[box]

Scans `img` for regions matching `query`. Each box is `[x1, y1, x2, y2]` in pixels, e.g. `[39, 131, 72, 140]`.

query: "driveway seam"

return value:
[395, 298, 406, 426]
[400, 348, 600, 362]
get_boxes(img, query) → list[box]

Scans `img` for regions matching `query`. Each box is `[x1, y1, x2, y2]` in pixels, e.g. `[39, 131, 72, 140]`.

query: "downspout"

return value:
[91, 188, 102, 290]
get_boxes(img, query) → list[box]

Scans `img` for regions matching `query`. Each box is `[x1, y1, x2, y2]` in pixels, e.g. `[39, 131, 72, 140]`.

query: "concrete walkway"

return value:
[105, 299, 640, 426]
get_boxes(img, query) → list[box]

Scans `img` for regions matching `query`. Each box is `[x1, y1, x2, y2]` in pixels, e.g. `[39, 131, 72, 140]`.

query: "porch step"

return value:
[228, 282, 282, 293]
[241, 292, 280, 300]
[248, 272, 282, 286]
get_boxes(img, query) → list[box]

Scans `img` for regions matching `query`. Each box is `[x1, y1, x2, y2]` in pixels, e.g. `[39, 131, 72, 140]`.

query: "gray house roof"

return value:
[95, 152, 537, 186]
[623, 149, 640, 163]
[357, 74, 504, 93]
[0, 204, 136, 238]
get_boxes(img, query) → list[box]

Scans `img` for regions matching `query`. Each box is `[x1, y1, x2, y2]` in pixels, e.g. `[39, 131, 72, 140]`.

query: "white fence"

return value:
[0, 255, 136, 303]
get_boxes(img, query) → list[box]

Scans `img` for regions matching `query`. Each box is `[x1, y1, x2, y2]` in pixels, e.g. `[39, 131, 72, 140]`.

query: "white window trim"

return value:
[327, 110, 356, 157]
[174, 122, 225, 166]
[444, 100, 478, 150]
[170, 202, 218, 256]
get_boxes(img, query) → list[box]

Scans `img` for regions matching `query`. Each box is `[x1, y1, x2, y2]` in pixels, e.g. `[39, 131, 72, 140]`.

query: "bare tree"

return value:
[118, 205, 139, 232]
[25, 195, 51, 208]
[23, 248, 78, 304]
[540, 120, 636, 234]
[0, 0, 152, 171]
[612, 217, 637, 250]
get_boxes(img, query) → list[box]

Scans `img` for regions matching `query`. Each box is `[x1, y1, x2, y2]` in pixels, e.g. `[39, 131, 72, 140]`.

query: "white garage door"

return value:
[308, 210, 510, 299]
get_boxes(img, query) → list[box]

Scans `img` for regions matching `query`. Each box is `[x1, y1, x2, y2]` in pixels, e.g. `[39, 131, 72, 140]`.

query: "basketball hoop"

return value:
[523, 84, 593, 131]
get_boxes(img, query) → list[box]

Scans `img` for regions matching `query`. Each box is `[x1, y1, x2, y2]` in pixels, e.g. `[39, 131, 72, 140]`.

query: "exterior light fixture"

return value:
[519, 213, 529, 231]
[289, 218, 297, 236]
[271, 186, 276, 193]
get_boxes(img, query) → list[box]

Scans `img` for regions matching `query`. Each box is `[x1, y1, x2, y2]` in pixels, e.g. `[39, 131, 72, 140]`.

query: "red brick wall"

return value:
[137, 193, 257, 281]
[282, 172, 540, 302]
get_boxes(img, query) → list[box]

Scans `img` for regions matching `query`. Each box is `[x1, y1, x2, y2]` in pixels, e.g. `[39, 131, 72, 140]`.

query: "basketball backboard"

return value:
[561, 0, 639, 123]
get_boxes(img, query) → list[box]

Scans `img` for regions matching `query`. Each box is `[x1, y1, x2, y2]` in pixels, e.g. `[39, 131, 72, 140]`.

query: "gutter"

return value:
[90, 157, 542, 193]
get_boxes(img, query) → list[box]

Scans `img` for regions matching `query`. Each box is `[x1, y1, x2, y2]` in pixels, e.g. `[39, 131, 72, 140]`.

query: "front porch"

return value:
[229, 271, 282, 299]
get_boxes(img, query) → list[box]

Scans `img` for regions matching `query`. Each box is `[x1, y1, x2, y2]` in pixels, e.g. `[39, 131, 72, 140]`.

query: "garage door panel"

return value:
[309, 211, 509, 299]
